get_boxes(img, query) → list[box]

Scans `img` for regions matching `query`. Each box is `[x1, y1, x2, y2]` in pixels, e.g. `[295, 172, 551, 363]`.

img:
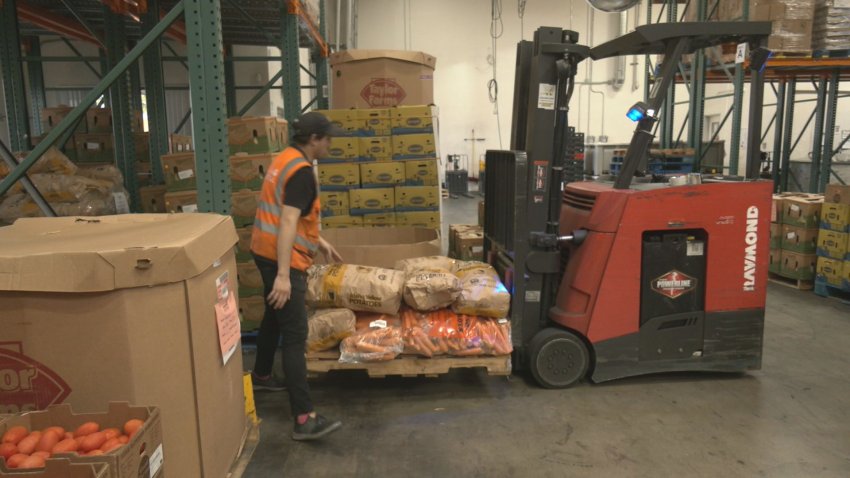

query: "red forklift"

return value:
[484, 22, 774, 388]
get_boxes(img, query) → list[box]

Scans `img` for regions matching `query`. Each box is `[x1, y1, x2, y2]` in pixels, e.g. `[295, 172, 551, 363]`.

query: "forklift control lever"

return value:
[558, 229, 587, 246]
[530, 229, 587, 249]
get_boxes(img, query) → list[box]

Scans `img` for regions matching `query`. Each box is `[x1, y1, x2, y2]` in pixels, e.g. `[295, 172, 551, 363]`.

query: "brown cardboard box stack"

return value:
[813, 0, 850, 52]
[314, 106, 441, 230]
[815, 184, 850, 290]
[0, 214, 247, 477]
[329, 50, 436, 109]
[770, 192, 823, 282]
[449, 224, 485, 262]
[752, 0, 817, 53]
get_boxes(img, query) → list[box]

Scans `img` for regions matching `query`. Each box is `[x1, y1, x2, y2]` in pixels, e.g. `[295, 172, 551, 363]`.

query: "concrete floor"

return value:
[242, 194, 850, 478]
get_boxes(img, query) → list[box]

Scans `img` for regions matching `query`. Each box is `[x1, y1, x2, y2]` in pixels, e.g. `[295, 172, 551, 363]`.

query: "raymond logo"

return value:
[360, 78, 407, 107]
[743, 206, 758, 292]
[651, 270, 696, 299]
[0, 344, 70, 413]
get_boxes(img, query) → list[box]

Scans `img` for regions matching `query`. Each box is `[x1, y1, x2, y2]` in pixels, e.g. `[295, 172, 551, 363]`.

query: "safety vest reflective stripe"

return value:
[295, 235, 320, 253]
[275, 158, 311, 205]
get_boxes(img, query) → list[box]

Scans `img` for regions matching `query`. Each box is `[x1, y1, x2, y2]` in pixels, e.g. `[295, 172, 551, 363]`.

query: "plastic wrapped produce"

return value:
[307, 308, 356, 353]
[21, 146, 77, 175]
[76, 163, 125, 184]
[403, 267, 462, 311]
[338, 319, 404, 363]
[307, 264, 405, 314]
[30, 174, 114, 202]
[400, 308, 513, 357]
[451, 261, 511, 318]
[0, 194, 38, 224]
[394, 255, 458, 275]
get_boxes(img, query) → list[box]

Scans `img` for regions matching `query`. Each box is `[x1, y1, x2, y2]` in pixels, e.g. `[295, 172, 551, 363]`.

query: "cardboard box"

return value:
[780, 224, 819, 254]
[449, 224, 482, 257]
[816, 256, 844, 287]
[0, 402, 163, 478]
[164, 189, 198, 213]
[0, 214, 246, 478]
[318, 163, 360, 190]
[360, 162, 404, 188]
[85, 108, 113, 133]
[139, 185, 167, 214]
[825, 184, 850, 205]
[320, 191, 350, 217]
[133, 132, 151, 163]
[275, 118, 289, 149]
[161, 152, 197, 191]
[325, 137, 360, 161]
[821, 202, 850, 232]
[782, 196, 823, 228]
[169, 133, 193, 153]
[454, 230, 484, 261]
[391, 105, 436, 134]
[74, 133, 114, 163]
[770, 222, 782, 249]
[362, 212, 397, 227]
[41, 106, 87, 135]
[313, 109, 360, 136]
[349, 187, 394, 215]
[405, 159, 439, 186]
[236, 226, 253, 261]
[228, 116, 281, 155]
[392, 133, 437, 160]
[817, 229, 849, 260]
[239, 296, 265, 330]
[0, 459, 109, 478]
[769, 248, 782, 274]
[843, 261, 850, 290]
[396, 211, 440, 229]
[357, 109, 392, 136]
[321, 215, 364, 229]
[329, 50, 436, 109]
[395, 185, 440, 210]
[136, 161, 151, 187]
[359, 136, 392, 161]
[230, 152, 275, 190]
[315, 227, 440, 268]
[771, 192, 806, 223]
[237, 261, 264, 297]
[780, 250, 816, 280]
[232, 190, 260, 227]
[753, 0, 815, 20]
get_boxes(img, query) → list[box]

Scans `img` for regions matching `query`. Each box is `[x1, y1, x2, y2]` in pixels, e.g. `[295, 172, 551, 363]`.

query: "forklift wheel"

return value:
[528, 328, 589, 389]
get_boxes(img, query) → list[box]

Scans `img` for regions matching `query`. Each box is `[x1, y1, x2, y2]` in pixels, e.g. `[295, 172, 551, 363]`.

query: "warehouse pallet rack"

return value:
[0, 0, 330, 214]
[646, 0, 849, 193]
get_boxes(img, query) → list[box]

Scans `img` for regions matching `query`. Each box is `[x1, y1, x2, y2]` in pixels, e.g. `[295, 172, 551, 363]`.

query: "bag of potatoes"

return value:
[307, 264, 405, 314]
[394, 256, 458, 275]
[307, 308, 356, 353]
[403, 268, 462, 311]
[452, 261, 511, 318]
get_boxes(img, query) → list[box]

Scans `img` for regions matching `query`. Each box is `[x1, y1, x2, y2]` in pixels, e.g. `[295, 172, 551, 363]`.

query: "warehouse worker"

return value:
[250, 112, 344, 441]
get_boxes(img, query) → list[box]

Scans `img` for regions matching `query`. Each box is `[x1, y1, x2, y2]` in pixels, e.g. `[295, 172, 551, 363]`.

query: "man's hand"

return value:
[268, 273, 292, 309]
[319, 237, 343, 263]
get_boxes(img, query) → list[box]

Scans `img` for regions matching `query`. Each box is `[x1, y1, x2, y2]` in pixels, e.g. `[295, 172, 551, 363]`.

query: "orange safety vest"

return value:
[251, 146, 321, 271]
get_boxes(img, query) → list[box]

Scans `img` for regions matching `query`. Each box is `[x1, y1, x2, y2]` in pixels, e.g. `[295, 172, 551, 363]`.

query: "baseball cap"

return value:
[291, 112, 346, 138]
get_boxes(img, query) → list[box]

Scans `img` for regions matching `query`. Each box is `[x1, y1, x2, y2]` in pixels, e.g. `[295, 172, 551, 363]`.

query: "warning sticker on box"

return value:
[215, 272, 240, 366]
[177, 169, 195, 180]
[113, 192, 130, 214]
[686, 241, 705, 256]
[182, 204, 199, 213]
[149, 444, 164, 477]
[538, 83, 556, 110]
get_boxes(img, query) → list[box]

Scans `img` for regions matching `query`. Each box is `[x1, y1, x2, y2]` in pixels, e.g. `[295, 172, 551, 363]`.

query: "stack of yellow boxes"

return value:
[769, 193, 823, 285]
[314, 106, 441, 230]
[161, 116, 288, 332]
[815, 184, 850, 294]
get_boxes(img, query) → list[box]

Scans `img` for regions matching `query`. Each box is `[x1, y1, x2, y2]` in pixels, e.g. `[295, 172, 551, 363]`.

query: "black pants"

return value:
[252, 254, 313, 417]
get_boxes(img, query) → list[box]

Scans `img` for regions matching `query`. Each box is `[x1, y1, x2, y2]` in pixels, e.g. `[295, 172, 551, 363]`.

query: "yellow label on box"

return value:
[319, 163, 360, 189]
[362, 212, 396, 226]
[817, 229, 849, 259]
[392, 134, 436, 158]
[320, 191, 349, 211]
[395, 186, 440, 209]
[328, 137, 360, 159]
[322, 215, 364, 228]
[821, 203, 850, 232]
[396, 211, 440, 228]
[360, 162, 404, 187]
[350, 188, 394, 211]
[404, 159, 439, 186]
[358, 137, 392, 160]
[816, 257, 844, 286]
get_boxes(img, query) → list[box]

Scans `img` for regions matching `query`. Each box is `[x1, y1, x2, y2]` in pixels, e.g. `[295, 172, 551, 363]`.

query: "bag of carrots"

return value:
[400, 308, 513, 357]
[338, 316, 404, 363]
[452, 261, 511, 318]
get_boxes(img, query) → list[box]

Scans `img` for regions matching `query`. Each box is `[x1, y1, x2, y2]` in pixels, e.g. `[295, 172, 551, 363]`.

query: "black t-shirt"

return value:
[283, 166, 317, 217]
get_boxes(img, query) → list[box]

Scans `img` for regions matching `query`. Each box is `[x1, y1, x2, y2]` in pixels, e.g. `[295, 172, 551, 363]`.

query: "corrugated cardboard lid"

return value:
[0, 214, 238, 292]
[330, 49, 437, 69]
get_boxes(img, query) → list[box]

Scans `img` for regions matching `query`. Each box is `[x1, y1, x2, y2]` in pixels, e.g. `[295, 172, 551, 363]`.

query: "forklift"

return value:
[484, 22, 774, 388]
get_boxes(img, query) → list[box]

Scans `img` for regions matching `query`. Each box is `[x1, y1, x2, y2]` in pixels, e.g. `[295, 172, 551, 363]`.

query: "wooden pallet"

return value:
[226, 418, 261, 478]
[306, 350, 512, 378]
[768, 272, 814, 291]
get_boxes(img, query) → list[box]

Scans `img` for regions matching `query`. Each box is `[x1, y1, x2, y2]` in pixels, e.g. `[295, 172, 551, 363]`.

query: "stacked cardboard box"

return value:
[816, 184, 850, 289]
[813, 0, 850, 51]
[314, 106, 441, 229]
[752, 0, 817, 53]
[770, 193, 823, 281]
[449, 224, 484, 261]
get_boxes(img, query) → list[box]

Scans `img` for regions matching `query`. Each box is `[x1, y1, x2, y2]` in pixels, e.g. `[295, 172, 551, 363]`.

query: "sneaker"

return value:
[251, 372, 287, 392]
[292, 414, 342, 441]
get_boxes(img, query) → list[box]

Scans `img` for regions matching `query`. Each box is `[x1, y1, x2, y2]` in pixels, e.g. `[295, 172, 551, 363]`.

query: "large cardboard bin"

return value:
[316, 227, 440, 269]
[330, 50, 436, 109]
